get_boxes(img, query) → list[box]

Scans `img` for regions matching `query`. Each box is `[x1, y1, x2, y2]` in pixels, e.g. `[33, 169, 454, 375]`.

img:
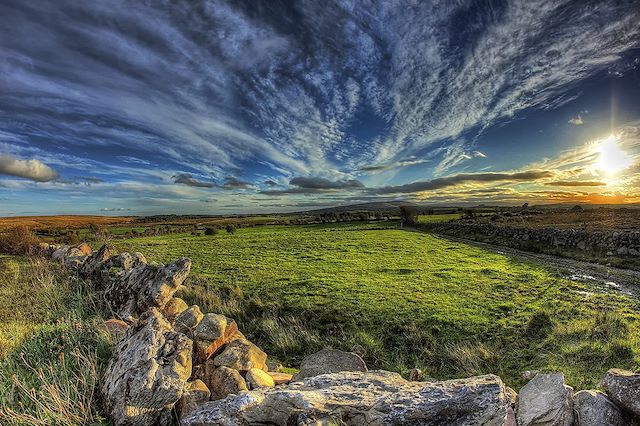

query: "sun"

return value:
[594, 135, 633, 176]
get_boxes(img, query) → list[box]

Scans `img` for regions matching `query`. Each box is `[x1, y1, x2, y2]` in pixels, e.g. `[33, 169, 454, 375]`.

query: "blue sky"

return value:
[1, 0, 640, 215]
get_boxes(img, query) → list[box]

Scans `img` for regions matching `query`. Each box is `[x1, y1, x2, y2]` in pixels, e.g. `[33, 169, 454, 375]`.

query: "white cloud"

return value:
[0, 154, 58, 182]
[568, 115, 584, 125]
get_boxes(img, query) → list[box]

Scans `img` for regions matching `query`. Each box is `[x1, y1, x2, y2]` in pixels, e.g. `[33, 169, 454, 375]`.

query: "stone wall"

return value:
[425, 222, 640, 258]
[45, 242, 640, 426]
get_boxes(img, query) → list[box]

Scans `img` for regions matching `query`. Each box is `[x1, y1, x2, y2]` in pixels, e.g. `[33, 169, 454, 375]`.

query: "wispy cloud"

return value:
[568, 115, 584, 125]
[172, 173, 214, 188]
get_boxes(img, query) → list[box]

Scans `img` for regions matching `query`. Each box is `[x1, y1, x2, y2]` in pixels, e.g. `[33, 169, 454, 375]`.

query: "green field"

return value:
[113, 221, 640, 390]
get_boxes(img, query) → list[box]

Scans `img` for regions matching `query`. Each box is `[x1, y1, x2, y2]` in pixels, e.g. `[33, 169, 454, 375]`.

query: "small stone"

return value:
[573, 390, 630, 426]
[177, 380, 211, 419]
[268, 372, 293, 385]
[163, 297, 188, 324]
[175, 305, 204, 336]
[104, 318, 129, 342]
[246, 368, 275, 389]
[600, 369, 640, 416]
[408, 368, 423, 381]
[522, 370, 539, 381]
[294, 348, 367, 380]
[516, 373, 573, 426]
[76, 242, 92, 256]
[213, 339, 267, 372]
[210, 366, 248, 400]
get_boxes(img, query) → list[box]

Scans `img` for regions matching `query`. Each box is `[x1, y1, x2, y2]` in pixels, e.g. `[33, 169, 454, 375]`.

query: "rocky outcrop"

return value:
[103, 257, 191, 320]
[600, 369, 640, 417]
[573, 390, 631, 426]
[516, 373, 573, 426]
[182, 371, 513, 426]
[294, 348, 367, 380]
[101, 308, 193, 426]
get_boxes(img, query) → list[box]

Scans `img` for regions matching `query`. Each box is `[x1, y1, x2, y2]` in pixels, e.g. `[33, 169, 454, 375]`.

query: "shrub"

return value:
[399, 206, 418, 226]
[204, 227, 218, 236]
[0, 226, 40, 255]
[225, 224, 237, 234]
[526, 311, 554, 338]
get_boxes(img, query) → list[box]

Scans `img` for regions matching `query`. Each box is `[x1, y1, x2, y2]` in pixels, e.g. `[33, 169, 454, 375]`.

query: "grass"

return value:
[0, 256, 112, 425]
[111, 221, 640, 390]
[417, 213, 461, 223]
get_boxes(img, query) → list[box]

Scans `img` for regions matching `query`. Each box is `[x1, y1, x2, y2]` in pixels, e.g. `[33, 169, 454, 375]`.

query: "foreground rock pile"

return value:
[47, 242, 640, 426]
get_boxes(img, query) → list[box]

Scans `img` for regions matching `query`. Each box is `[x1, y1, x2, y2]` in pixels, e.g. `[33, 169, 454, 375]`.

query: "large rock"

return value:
[210, 366, 248, 400]
[573, 390, 631, 426]
[600, 369, 640, 416]
[294, 348, 367, 380]
[177, 380, 211, 419]
[182, 371, 512, 425]
[101, 308, 193, 426]
[163, 297, 189, 324]
[175, 305, 205, 336]
[104, 258, 191, 320]
[80, 244, 114, 284]
[213, 338, 267, 372]
[194, 315, 239, 362]
[516, 373, 574, 426]
[245, 368, 275, 389]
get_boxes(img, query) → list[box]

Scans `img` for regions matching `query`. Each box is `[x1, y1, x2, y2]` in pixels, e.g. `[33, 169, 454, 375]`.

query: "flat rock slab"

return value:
[182, 370, 512, 426]
[294, 348, 367, 380]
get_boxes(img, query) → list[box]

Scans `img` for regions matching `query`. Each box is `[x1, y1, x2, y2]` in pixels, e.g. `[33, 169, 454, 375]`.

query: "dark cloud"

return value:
[370, 170, 555, 194]
[358, 159, 429, 172]
[57, 176, 103, 185]
[172, 173, 214, 188]
[0, 154, 58, 182]
[264, 179, 278, 186]
[223, 176, 252, 190]
[260, 176, 365, 195]
[545, 180, 606, 187]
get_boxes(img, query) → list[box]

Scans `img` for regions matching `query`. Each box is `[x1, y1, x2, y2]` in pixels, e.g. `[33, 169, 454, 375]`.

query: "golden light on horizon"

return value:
[594, 134, 633, 177]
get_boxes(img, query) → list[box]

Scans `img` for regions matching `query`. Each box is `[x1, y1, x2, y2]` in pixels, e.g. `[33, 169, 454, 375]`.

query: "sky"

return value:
[1, 0, 640, 216]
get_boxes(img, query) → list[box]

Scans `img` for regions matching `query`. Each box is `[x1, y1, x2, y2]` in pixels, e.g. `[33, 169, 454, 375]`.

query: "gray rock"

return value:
[182, 371, 512, 426]
[101, 308, 193, 426]
[294, 348, 367, 380]
[177, 380, 211, 419]
[103, 257, 191, 320]
[175, 305, 205, 336]
[601, 369, 640, 416]
[516, 373, 574, 426]
[573, 390, 631, 426]
[79, 244, 114, 284]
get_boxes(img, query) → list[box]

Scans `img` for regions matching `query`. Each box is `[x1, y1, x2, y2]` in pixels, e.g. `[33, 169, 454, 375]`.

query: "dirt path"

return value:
[425, 231, 640, 300]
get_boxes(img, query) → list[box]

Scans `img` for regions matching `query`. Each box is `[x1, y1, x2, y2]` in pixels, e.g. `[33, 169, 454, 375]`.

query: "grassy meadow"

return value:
[111, 221, 640, 390]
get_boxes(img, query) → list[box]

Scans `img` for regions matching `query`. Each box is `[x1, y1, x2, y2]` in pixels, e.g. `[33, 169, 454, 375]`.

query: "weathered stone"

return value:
[573, 390, 631, 426]
[76, 242, 92, 256]
[246, 368, 275, 389]
[64, 254, 87, 270]
[80, 244, 114, 284]
[177, 380, 211, 419]
[51, 245, 70, 261]
[516, 373, 573, 426]
[104, 318, 129, 342]
[600, 369, 640, 416]
[104, 251, 147, 272]
[103, 258, 191, 320]
[175, 305, 204, 336]
[101, 308, 193, 426]
[210, 366, 248, 400]
[163, 297, 188, 324]
[294, 348, 367, 380]
[522, 370, 539, 381]
[268, 372, 293, 385]
[213, 338, 267, 372]
[195, 316, 239, 362]
[408, 368, 423, 381]
[182, 371, 512, 426]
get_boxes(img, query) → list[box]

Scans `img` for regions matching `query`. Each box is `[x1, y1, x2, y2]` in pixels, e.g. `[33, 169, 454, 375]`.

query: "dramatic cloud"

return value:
[222, 177, 252, 190]
[545, 180, 606, 187]
[358, 159, 429, 172]
[262, 176, 365, 195]
[568, 115, 584, 125]
[371, 170, 555, 194]
[172, 173, 213, 188]
[0, 154, 58, 182]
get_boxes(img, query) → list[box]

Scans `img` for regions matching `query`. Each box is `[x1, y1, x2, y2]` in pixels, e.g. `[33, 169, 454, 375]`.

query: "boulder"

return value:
[573, 390, 631, 426]
[268, 371, 293, 386]
[51, 245, 70, 261]
[245, 368, 275, 389]
[104, 318, 129, 342]
[103, 258, 191, 320]
[182, 371, 513, 426]
[516, 373, 573, 426]
[600, 369, 640, 416]
[104, 251, 147, 272]
[80, 244, 114, 284]
[175, 305, 204, 336]
[210, 366, 248, 400]
[213, 338, 267, 372]
[163, 297, 189, 324]
[195, 315, 239, 362]
[294, 348, 367, 380]
[177, 380, 211, 419]
[101, 308, 193, 426]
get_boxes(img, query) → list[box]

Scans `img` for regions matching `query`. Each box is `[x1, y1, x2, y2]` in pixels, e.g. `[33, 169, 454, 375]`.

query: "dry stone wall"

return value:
[44, 242, 640, 426]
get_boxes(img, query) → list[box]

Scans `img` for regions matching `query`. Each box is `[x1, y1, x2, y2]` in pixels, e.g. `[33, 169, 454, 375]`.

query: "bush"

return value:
[0, 226, 40, 255]
[399, 206, 418, 226]
[225, 224, 237, 234]
[204, 227, 218, 236]
[526, 311, 554, 338]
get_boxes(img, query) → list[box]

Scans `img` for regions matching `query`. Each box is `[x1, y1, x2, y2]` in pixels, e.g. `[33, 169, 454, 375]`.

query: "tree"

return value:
[399, 206, 418, 226]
